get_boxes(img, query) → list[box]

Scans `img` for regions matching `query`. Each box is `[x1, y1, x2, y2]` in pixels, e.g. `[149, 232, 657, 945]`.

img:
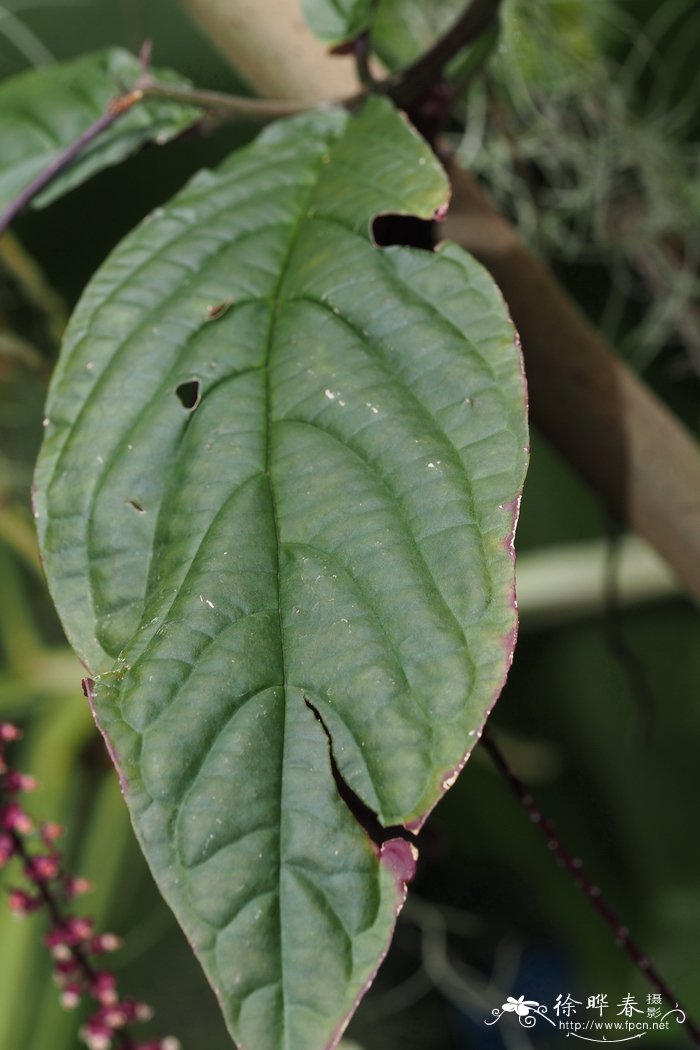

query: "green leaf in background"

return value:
[300, 0, 488, 89]
[0, 48, 199, 213]
[300, 0, 374, 45]
[371, 0, 462, 70]
[300, 0, 462, 67]
[298, 0, 455, 55]
[35, 96, 528, 1050]
[368, 0, 609, 74]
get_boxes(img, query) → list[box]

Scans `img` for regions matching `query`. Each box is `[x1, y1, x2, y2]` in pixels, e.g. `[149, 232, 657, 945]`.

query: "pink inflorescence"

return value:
[0, 722, 181, 1050]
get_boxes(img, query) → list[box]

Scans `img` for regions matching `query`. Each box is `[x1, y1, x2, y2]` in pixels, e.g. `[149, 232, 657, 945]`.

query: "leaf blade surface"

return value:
[35, 97, 527, 1050]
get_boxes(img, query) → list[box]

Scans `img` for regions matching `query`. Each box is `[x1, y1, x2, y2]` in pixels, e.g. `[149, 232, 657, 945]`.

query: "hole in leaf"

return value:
[175, 379, 201, 411]
[125, 498, 145, 513]
[303, 695, 417, 847]
[372, 214, 435, 252]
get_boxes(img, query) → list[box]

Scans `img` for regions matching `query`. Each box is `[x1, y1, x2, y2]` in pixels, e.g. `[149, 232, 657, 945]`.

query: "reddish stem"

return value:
[481, 729, 700, 1047]
[0, 90, 143, 237]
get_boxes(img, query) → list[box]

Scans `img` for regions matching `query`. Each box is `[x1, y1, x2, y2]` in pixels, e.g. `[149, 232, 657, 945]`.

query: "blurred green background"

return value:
[0, 2, 699, 1048]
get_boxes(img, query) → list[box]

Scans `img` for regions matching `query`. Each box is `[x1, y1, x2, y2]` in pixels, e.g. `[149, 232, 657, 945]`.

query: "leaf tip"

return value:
[378, 837, 418, 891]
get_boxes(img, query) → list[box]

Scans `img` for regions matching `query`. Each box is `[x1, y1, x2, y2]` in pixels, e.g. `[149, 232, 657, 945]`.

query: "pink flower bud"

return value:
[80, 1031, 111, 1050]
[41, 822, 64, 843]
[0, 724, 21, 741]
[82, 1014, 114, 1040]
[8, 888, 41, 913]
[65, 915, 94, 943]
[1, 802, 33, 834]
[44, 927, 64, 946]
[91, 972, 117, 1005]
[65, 875, 92, 899]
[53, 957, 80, 978]
[4, 771, 38, 793]
[103, 1006, 128, 1029]
[45, 926, 73, 957]
[51, 943, 73, 961]
[60, 985, 82, 1009]
[26, 853, 61, 882]
[90, 932, 122, 954]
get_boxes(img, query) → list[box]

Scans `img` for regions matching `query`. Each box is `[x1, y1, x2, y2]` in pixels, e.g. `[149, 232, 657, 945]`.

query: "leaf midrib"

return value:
[262, 141, 341, 1050]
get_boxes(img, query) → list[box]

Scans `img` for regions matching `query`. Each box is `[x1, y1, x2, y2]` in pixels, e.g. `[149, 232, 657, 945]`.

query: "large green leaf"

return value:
[35, 97, 527, 1050]
[300, 0, 461, 62]
[0, 48, 198, 213]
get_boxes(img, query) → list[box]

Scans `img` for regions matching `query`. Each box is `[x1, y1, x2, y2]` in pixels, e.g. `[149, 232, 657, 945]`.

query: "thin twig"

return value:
[353, 33, 376, 89]
[138, 79, 311, 120]
[480, 729, 700, 1047]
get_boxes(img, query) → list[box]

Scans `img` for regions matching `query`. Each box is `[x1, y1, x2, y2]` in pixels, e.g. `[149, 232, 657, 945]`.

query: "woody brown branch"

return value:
[441, 162, 700, 602]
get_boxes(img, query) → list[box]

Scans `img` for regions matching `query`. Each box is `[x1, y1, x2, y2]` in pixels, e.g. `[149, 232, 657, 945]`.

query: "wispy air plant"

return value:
[456, 0, 700, 375]
[0, 721, 180, 1050]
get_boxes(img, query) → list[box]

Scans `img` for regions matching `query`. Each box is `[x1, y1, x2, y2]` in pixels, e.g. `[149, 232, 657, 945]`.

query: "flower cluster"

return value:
[0, 722, 180, 1050]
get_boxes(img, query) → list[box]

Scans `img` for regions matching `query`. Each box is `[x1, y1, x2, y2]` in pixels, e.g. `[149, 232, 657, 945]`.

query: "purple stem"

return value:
[480, 728, 700, 1047]
[0, 91, 141, 237]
